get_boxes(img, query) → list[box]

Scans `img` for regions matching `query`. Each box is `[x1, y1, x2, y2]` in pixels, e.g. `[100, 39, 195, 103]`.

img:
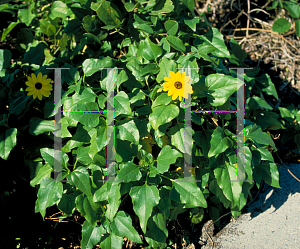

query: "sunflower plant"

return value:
[0, 0, 300, 248]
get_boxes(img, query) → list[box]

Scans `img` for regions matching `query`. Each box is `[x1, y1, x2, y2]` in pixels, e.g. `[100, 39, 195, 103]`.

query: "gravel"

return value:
[201, 162, 300, 249]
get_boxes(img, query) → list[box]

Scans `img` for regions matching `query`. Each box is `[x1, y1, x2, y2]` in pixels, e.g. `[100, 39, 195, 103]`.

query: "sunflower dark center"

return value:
[35, 82, 42, 90]
[174, 81, 182, 89]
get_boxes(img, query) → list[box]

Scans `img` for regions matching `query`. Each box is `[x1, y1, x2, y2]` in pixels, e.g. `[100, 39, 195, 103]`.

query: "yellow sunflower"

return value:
[162, 71, 193, 101]
[25, 72, 53, 101]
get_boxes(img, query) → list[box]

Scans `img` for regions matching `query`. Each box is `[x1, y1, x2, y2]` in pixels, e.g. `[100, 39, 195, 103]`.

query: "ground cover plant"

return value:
[1, 0, 300, 248]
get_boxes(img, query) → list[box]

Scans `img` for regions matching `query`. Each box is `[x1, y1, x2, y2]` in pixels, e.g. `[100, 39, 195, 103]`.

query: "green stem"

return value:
[73, 159, 78, 171]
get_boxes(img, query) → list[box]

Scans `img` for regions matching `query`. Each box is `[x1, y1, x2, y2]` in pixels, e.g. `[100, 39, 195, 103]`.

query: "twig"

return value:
[246, 0, 250, 37]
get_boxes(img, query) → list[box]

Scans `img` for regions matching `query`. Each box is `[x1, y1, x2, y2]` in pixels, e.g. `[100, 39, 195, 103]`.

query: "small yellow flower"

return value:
[25, 72, 52, 100]
[141, 133, 156, 154]
[162, 71, 193, 101]
[175, 166, 195, 177]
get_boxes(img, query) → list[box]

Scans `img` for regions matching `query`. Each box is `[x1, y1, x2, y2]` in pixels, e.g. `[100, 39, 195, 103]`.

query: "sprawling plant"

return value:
[1, 0, 300, 248]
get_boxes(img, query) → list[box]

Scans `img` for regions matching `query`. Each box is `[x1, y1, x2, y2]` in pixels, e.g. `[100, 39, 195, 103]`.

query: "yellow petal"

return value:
[42, 84, 53, 91]
[25, 86, 35, 91]
[27, 91, 34, 96]
[31, 73, 37, 83]
[37, 72, 43, 82]
[175, 71, 181, 81]
[25, 81, 34, 87]
[172, 91, 179, 100]
[40, 89, 50, 97]
[32, 92, 38, 99]
[170, 71, 176, 78]
[37, 91, 43, 100]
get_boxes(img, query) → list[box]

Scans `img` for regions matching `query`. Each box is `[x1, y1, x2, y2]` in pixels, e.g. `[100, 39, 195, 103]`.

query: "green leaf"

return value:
[0, 128, 17, 160]
[206, 73, 244, 106]
[24, 42, 47, 65]
[9, 96, 31, 115]
[117, 120, 140, 145]
[229, 38, 247, 63]
[144, 211, 168, 248]
[213, 164, 243, 208]
[96, 126, 107, 152]
[152, 92, 172, 108]
[170, 179, 207, 208]
[115, 162, 142, 183]
[272, 18, 291, 33]
[77, 146, 94, 165]
[49, 0, 72, 20]
[91, 0, 122, 27]
[67, 102, 101, 127]
[71, 88, 97, 106]
[246, 126, 276, 149]
[37, 177, 63, 220]
[126, 58, 143, 82]
[28, 117, 55, 136]
[83, 195, 99, 225]
[135, 23, 154, 34]
[40, 147, 69, 169]
[111, 211, 143, 243]
[157, 186, 172, 221]
[278, 107, 295, 122]
[82, 57, 113, 77]
[99, 231, 123, 249]
[184, 17, 200, 32]
[170, 126, 194, 154]
[128, 89, 146, 106]
[0, 49, 12, 71]
[156, 56, 177, 83]
[81, 220, 103, 249]
[67, 167, 92, 196]
[150, 0, 174, 15]
[140, 37, 162, 61]
[164, 20, 178, 35]
[114, 91, 132, 117]
[182, 0, 195, 13]
[208, 127, 230, 157]
[255, 73, 279, 100]
[283, 1, 300, 18]
[166, 35, 186, 53]
[94, 182, 109, 202]
[1, 20, 20, 42]
[253, 146, 274, 162]
[197, 27, 230, 58]
[149, 104, 179, 130]
[157, 145, 182, 174]
[255, 110, 286, 130]
[115, 139, 138, 162]
[30, 164, 53, 187]
[39, 19, 56, 36]
[18, 2, 36, 26]
[129, 184, 160, 234]
[82, 15, 100, 33]
[106, 182, 122, 221]
[247, 96, 273, 110]
[57, 192, 76, 216]
[261, 162, 281, 188]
